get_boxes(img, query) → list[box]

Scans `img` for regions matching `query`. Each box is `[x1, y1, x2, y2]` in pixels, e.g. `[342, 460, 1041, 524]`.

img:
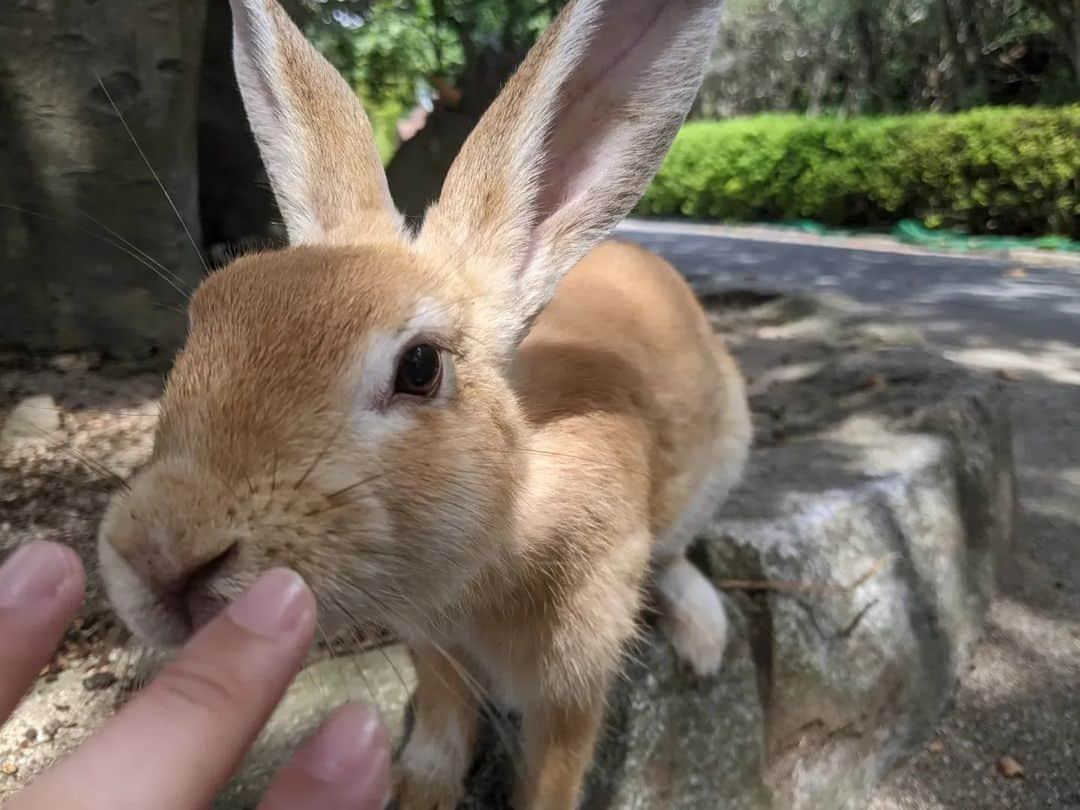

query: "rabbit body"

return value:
[97, 0, 746, 807]
[393, 239, 749, 808]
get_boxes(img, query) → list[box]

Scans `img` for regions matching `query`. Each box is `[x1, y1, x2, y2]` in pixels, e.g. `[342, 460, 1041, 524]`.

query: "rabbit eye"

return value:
[394, 344, 442, 397]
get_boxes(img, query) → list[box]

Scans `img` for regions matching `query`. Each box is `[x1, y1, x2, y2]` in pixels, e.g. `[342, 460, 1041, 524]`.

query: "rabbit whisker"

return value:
[94, 73, 209, 275]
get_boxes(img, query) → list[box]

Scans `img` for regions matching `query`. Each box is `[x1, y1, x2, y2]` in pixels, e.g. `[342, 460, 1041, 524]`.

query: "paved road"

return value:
[617, 221, 1080, 368]
[619, 221, 1080, 810]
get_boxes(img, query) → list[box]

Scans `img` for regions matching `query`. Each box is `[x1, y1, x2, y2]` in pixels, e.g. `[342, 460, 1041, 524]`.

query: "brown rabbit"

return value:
[97, 0, 750, 807]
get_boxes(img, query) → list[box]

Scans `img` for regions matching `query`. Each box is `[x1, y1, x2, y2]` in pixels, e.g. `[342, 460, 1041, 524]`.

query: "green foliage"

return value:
[366, 96, 408, 164]
[638, 106, 1080, 238]
[298, 0, 564, 162]
[304, 1, 454, 107]
[301, 0, 561, 105]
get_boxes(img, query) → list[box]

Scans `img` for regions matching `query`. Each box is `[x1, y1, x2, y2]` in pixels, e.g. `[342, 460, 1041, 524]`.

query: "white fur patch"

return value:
[657, 558, 729, 677]
[97, 532, 189, 647]
[399, 713, 469, 783]
[348, 296, 457, 413]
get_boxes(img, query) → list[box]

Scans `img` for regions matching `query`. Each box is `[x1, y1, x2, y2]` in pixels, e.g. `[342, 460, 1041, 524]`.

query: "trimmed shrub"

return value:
[637, 107, 1080, 238]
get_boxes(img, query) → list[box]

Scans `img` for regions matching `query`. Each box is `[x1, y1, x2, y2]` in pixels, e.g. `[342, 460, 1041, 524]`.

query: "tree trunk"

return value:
[385, 108, 479, 225]
[1030, 0, 1080, 81]
[0, 0, 207, 366]
[954, 0, 990, 105]
[851, 6, 881, 114]
[807, 24, 845, 117]
[385, 44, 529, 222]
[937, 0, 963, 111]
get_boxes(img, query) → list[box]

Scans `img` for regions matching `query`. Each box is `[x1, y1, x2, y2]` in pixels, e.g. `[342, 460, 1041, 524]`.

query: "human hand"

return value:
[0, 540, 390, 809]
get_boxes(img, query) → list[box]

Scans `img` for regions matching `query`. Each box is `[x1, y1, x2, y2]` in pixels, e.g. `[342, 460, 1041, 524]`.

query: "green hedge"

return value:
[637, 107, 1080, 239]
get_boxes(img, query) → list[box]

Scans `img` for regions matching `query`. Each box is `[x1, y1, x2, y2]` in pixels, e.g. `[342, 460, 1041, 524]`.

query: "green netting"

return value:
[890, 220, 1080, 254]
[772, 218, 1080, 254]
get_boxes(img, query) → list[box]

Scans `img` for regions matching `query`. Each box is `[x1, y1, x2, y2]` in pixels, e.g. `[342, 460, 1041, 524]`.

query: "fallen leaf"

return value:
[83, 671, 118, 691]
[928, 739, 945, 753]
[865, 373, 889, 391]
[997, 755, 1024, 779]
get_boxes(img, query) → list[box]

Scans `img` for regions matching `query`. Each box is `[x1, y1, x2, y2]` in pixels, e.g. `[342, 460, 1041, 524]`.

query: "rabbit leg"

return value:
[655, 556, 729, 677]
[516, 698, 605, 810]
[394, 644, 480, 810]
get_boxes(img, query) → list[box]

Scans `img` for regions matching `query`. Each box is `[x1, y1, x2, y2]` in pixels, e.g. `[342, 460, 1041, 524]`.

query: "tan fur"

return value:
[98, 1, 743, 807]
[514, 240, 744, 544]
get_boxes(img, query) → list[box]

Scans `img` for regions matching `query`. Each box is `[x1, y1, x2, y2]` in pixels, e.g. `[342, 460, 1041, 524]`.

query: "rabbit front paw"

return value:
[657, 557, 730, 677]
[391, 766, 464, 810]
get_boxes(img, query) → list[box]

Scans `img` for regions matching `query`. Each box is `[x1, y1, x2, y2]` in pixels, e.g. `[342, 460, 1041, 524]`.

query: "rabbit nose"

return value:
[172, 542, 240, 630]
[115, 533, 239, 632]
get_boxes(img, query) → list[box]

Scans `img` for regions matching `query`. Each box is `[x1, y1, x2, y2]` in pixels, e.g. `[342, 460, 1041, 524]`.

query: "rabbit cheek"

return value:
[378, 399, 519, 615]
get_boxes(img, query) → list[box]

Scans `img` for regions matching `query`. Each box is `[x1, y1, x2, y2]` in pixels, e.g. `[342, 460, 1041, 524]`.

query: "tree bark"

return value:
[851, 5, 881, 114]
[954, 0, 990, 105]
[807, 24, 845, 117]
[0, 0, 207, 365]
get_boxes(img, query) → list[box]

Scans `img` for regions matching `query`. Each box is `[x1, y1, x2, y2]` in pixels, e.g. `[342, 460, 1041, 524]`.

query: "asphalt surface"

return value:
[617, 221, 1080, 360]
[619, 221, 1080, 810]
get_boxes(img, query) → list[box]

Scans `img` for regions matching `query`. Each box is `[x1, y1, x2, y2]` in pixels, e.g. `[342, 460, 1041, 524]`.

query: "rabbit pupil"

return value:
[395, 343, 442, 396]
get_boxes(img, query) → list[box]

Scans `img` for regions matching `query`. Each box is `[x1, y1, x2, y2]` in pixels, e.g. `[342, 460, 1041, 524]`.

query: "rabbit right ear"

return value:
[230, 0, 402, 245]
[418, 0, 723, 352]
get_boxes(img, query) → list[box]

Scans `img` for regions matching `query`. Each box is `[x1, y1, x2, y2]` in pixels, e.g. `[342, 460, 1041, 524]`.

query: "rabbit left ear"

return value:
[230, 0, 402, 245]
[418, 0, 723, 350]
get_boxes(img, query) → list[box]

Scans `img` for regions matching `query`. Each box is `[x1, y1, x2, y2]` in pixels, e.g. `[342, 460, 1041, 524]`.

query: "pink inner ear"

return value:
[536, 0, 693, 222]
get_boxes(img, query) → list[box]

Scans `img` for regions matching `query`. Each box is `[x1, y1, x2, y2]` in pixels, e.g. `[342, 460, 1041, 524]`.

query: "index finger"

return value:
[11, 568, 316, 810]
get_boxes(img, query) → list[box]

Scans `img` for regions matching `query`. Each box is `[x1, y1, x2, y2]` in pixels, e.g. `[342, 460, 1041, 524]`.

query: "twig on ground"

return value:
[716, 552, 897, 595]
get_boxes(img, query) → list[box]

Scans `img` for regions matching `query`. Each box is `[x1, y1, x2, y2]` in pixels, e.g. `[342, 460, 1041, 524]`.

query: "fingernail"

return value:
[299, 702, 389, 786]
[226, 568, 310, 638]
[0, 542, 76, 610]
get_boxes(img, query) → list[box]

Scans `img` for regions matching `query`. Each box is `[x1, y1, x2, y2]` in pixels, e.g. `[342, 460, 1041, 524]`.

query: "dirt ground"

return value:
[0, 360, 159, 616]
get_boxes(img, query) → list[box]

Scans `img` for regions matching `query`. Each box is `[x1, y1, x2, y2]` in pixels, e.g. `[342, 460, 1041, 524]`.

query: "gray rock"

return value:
[1, 395, 61, 449]
[583, 607, 773, 810]
[694, 349, 1013, 809]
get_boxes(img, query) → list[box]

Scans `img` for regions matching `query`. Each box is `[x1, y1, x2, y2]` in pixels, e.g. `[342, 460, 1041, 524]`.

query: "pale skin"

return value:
[0, 541, 390, 809]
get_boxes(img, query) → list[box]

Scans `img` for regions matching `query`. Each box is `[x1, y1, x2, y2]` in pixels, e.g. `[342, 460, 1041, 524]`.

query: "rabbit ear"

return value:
[229, 0, 402, 245]
[418, 0, 722, 349]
